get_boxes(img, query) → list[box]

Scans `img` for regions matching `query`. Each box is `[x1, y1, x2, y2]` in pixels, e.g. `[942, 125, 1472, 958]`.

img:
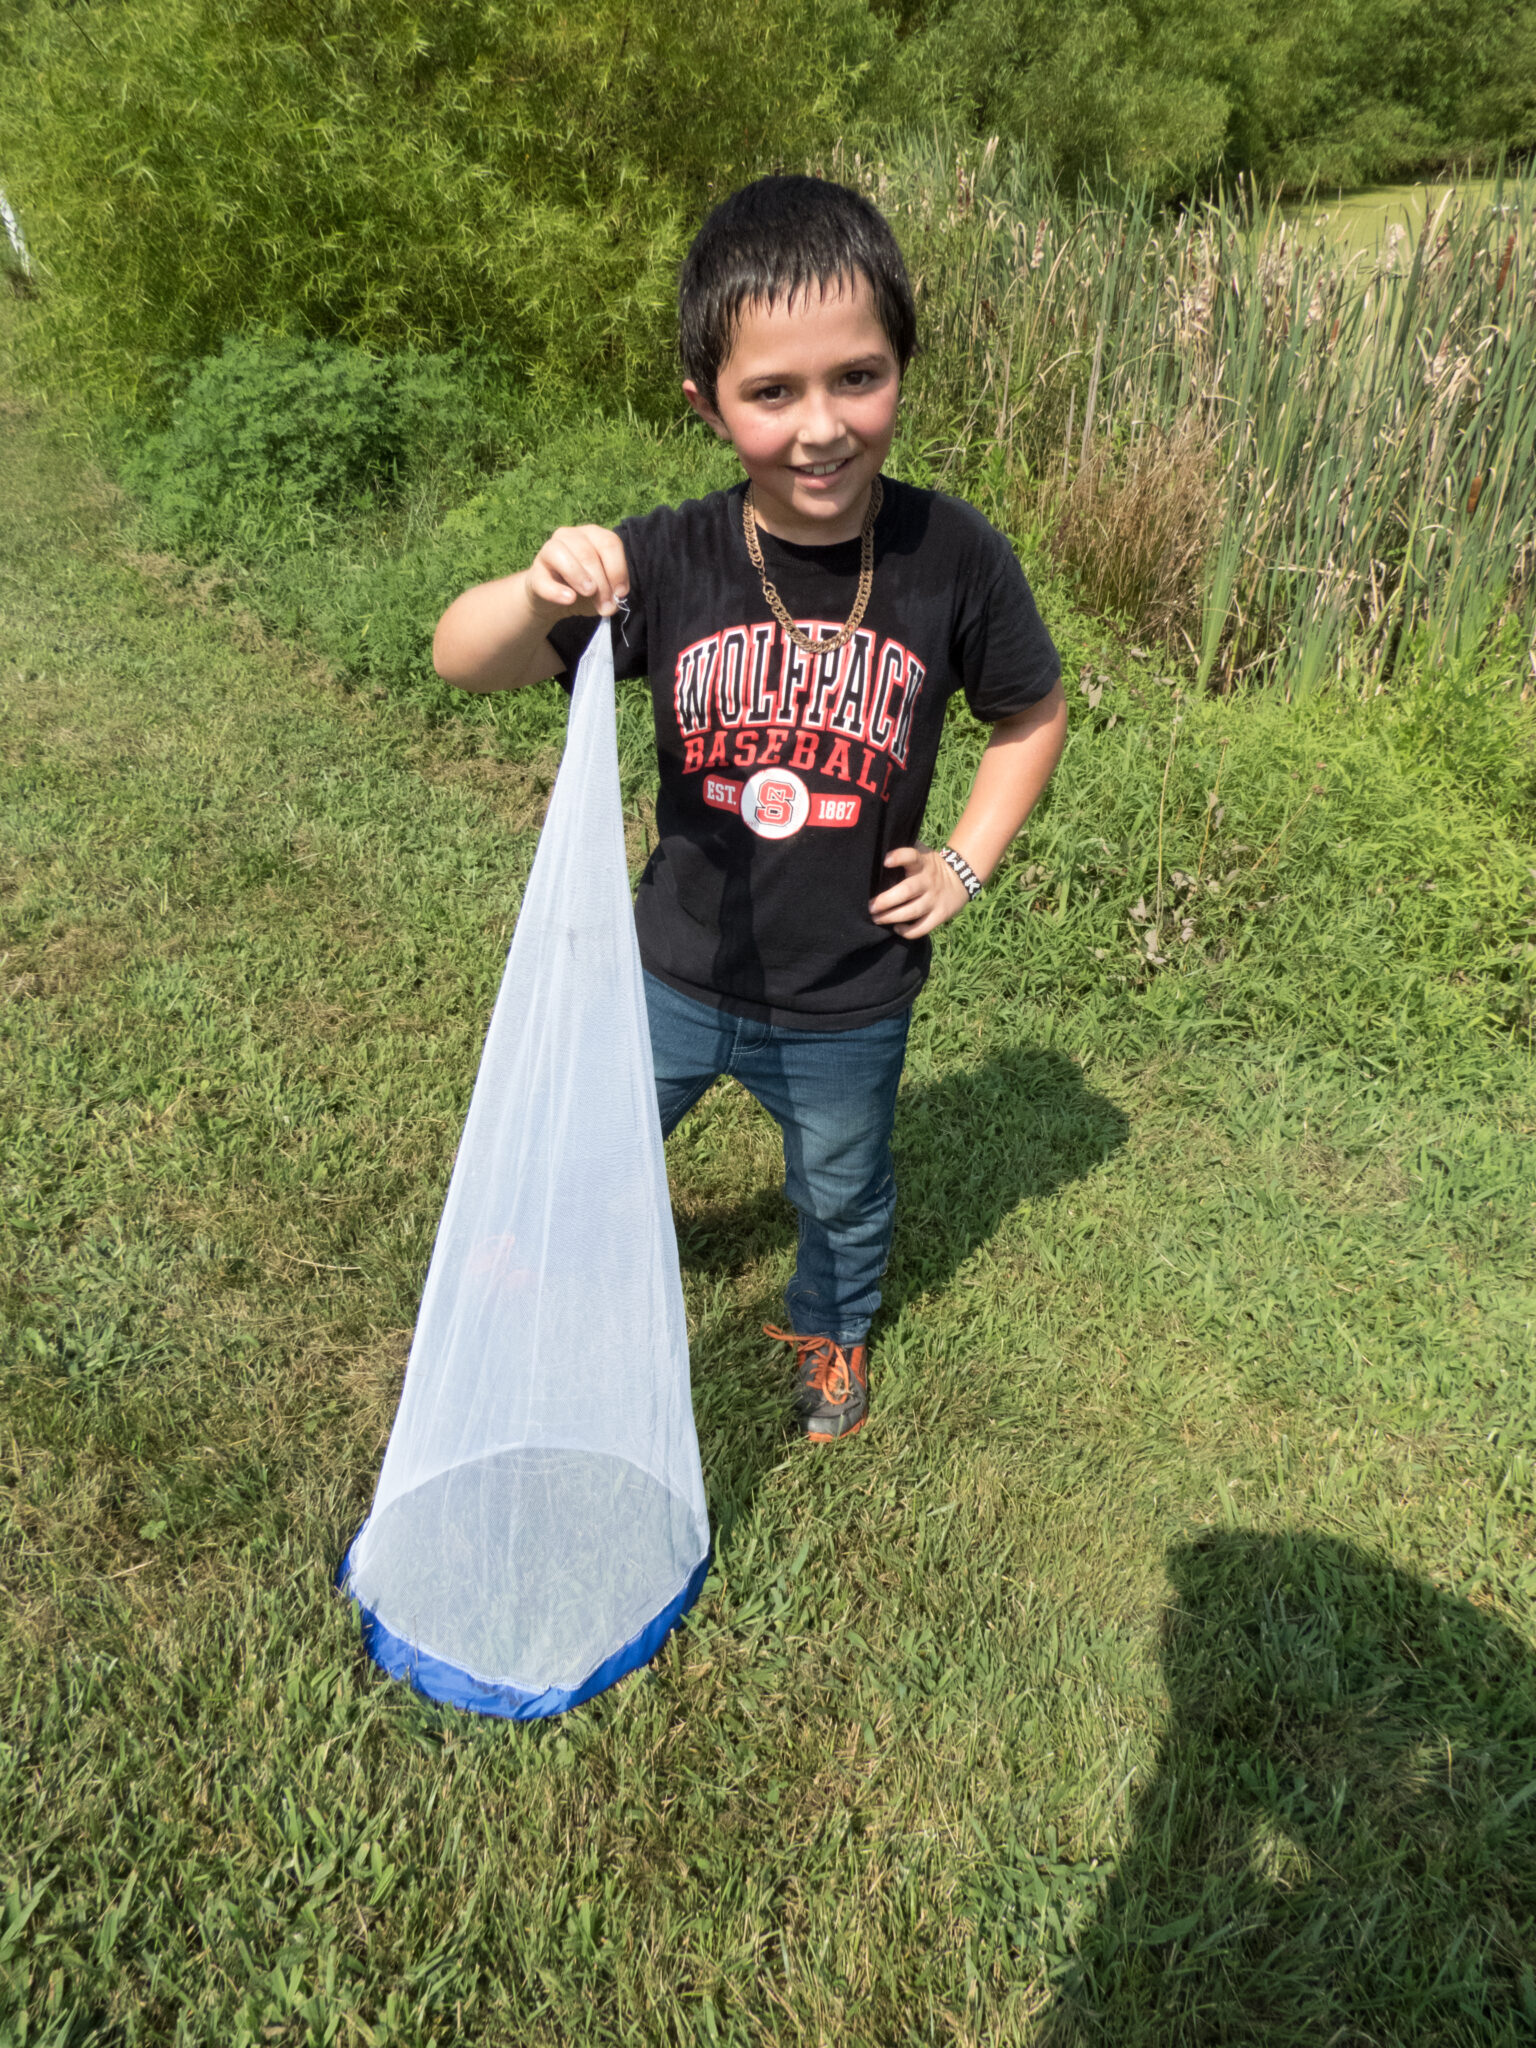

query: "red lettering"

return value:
[892, 654, 927, 767]
[717, 627, 748, 724]
[775, 640, 814, 725]
[754, 779, 797, 828]
[732, 728, 760, 768]
[674, 635, 720, 734]
[759, 729, 788, 766]
[705, 730, 729, 769]
[881, 756, 899, 802]
[869, 640, 905, 750]
[856, 747, 879, 793]
[683, 735, 705, 774]
[833, 631, 874, 739]
[791, 730, 819, 771]
[807, 639, 845, 727]
[823, 737, 853, 783]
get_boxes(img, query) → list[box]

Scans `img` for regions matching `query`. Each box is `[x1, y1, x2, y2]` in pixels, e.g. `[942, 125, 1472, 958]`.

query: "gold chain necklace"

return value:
[742, 475, 883, 656]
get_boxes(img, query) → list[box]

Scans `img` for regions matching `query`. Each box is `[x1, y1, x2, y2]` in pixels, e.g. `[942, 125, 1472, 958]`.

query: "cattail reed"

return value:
[841, 141, 1536, 696]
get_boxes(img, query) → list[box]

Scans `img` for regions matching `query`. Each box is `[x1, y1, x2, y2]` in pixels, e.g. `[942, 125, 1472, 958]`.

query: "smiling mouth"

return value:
[793, 457, 853, 479]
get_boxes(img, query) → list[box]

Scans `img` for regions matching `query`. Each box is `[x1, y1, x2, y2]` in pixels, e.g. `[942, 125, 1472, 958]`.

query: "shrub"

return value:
[121, 338, 483, 557]
[282, 416, 740, 716]
[0, 0, 889, 407]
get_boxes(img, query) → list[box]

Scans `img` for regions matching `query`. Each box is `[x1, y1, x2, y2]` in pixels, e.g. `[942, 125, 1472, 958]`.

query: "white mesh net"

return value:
[342, 624, 708, 1709]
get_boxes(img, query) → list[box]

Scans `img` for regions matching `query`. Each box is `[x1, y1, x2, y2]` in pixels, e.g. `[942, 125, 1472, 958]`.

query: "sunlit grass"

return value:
[5, 375, 1536, 2044]
[1287, 176, 1505, 254]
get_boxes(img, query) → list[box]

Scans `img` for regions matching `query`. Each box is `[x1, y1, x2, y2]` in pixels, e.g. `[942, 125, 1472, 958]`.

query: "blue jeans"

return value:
[644, 973, 910, 1348]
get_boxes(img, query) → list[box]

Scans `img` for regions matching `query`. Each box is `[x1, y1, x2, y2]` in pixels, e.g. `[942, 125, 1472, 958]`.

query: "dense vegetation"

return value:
[882, 146, 1536, 698]
[3, 4, 1532, 695]
[0, 0, 884, 404]
[100, 151, 1535, 726]
[879, 0, 1536, 193]
[3, 0, 1534, 402]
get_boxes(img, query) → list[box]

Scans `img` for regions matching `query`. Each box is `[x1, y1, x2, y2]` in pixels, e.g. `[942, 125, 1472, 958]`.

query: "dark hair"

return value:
[678, 175, 917, 410]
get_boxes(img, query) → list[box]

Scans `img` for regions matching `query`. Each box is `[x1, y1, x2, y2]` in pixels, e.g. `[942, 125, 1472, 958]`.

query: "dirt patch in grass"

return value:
[411, 750, 552, 834]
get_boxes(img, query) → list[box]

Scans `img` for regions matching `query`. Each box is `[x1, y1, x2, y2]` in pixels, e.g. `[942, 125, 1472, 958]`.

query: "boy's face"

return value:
[683, 273, 900, 547]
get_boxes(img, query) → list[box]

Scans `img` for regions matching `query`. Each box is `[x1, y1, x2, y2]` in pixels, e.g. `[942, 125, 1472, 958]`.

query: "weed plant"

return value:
[122, 337, 489, 559]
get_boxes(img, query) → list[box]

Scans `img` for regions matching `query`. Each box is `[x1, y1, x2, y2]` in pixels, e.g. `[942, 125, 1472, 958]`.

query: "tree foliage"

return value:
[2, 0, 1532, 405]
[878, 0, 1536, 194]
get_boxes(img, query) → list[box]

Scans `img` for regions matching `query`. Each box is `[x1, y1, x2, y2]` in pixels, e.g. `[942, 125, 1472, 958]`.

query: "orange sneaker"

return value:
[764, 1325, 869, 1442]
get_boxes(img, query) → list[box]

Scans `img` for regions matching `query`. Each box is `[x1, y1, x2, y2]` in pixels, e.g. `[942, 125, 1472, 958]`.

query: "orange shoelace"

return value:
[763, 1324, 860, 1401]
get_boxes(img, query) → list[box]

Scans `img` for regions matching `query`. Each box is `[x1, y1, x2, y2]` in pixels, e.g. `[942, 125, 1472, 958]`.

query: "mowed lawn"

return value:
[4, 393, 1536, 2048]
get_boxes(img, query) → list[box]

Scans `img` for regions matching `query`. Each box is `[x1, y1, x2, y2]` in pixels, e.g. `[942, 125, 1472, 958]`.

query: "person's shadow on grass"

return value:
[881, 1044, 1129, 1321]
[678, 1043, 1130, 1303]
[1042, 1530, 1536, 2047]
[678, 1045, 1129, 1528]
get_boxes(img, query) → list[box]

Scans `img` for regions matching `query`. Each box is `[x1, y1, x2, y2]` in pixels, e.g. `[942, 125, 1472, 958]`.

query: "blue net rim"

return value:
[335, 1537, 710, 1720]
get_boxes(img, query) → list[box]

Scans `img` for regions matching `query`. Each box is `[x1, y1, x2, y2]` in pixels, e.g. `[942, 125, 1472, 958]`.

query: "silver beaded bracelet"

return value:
[940, 845, 982, 901]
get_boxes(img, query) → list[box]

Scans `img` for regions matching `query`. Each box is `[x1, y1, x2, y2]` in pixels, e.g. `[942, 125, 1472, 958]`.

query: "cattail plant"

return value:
[861, 139, 1536, 694]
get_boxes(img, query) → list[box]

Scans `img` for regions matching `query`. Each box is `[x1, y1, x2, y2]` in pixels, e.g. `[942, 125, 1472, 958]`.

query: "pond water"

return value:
[1283, 177, 1504, 253]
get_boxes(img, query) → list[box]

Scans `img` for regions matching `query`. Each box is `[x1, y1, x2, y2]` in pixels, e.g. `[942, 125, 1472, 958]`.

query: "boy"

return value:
[433, 175, 1066, 1443]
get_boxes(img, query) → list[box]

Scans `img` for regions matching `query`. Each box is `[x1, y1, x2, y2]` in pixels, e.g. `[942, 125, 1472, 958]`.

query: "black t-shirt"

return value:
[546, 476, 1059, 1030]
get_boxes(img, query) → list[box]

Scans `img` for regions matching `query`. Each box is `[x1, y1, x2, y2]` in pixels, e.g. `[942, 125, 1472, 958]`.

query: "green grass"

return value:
[4, 393, 1536, 2048]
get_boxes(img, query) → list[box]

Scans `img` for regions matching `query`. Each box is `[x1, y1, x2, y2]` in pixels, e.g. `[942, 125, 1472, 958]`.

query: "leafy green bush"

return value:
[121, 337, 483, 557]
[280, 416, 738, 720]
[0, 0, 887, 406]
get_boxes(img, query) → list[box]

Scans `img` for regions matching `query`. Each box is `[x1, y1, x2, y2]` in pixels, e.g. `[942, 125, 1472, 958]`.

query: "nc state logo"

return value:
[740, 767, 810, 840]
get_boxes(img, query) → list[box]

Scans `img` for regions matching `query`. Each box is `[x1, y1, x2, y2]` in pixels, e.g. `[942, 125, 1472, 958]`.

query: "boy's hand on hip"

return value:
[526, 525, 630, 620]
[869, 845, 971, 940]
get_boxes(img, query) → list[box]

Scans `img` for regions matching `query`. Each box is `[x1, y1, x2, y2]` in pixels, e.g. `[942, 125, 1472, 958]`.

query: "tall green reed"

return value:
[864, 138, 1536, 693]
